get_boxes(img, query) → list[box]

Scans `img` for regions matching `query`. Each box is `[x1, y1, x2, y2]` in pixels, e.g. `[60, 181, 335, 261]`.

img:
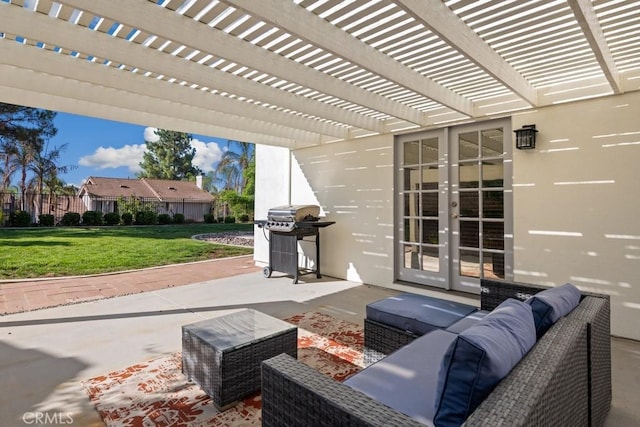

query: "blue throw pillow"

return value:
[433, 298, 536, 427]
[526, 283, 581, 338]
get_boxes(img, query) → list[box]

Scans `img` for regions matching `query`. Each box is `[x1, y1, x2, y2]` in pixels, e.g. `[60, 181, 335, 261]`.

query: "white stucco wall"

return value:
[254, 91, 640, 340]
[512, 91, 640, 340]
[254, 144, 291, 264]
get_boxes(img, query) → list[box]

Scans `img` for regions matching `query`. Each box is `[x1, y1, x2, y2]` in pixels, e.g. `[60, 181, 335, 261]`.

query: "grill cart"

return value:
[256, 205, 335, 284]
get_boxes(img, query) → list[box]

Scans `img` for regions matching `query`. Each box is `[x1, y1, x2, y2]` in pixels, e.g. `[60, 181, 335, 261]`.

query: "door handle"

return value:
[452, 213, 459, 219]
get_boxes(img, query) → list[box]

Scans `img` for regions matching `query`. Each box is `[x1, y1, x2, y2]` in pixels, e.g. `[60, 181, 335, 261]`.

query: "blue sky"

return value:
[50, 112, 228, 188]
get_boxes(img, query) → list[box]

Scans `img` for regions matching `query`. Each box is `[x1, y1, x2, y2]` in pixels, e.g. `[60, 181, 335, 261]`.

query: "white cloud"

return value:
[78, 132, 223, 175]
[78, 144, 146, 173]
[192, 139, 223, 172]
[144, 127, 160, 142]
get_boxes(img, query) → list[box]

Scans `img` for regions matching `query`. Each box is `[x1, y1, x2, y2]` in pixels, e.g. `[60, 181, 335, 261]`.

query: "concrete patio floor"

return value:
[0, 256, 638, 426]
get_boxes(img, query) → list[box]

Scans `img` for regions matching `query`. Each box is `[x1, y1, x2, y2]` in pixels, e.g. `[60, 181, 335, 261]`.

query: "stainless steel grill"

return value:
[256, 205, 334, 284]
[265, 205, 320, 232]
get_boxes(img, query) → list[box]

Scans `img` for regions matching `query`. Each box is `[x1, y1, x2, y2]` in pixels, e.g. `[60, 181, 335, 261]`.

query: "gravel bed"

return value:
[192, 231, 254, 247]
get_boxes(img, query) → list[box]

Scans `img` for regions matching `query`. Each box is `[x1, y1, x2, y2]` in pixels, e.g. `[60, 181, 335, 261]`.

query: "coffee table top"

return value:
[182, 309, 297, 351]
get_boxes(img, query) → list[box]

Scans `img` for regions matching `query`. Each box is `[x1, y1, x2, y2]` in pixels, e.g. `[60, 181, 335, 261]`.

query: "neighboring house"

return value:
[77, 177, 214, 222]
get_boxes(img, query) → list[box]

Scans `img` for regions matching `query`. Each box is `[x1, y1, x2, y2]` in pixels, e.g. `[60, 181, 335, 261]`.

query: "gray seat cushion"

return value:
[345, 329, 458, 426]
[366, 293, 478, 336]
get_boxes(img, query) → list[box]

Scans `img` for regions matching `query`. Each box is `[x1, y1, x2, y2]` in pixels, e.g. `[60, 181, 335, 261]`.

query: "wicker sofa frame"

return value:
[261, 279, 611, 426]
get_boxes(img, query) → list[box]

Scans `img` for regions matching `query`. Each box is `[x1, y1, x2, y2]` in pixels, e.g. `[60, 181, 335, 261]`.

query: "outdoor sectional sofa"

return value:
[261, 279, 611, 426]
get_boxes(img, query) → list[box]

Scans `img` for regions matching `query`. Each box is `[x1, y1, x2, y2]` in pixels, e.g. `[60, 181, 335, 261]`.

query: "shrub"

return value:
[9, 210, 32, 227]
[82, 210, 104, 226]
[38, 214, 55, 227]
[239, 214, 250, 223]
[203, 213, 217, 223]
[135, 210, 157, 225]
[158, 213, 173, 225]
[121, 212, 133, 225]
[103, 212, 121, 226]
[224, 216, 236, 224]
[173, 213, 185, 224]
[217, 216, 224, 223]
[61, 212, 81, 226]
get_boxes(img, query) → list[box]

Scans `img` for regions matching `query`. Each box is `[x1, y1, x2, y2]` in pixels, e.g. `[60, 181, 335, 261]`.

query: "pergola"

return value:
[1, 0, 639, 148]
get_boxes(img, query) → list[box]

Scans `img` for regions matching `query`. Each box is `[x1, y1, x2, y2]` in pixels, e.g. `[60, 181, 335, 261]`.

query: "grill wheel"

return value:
[263, 266, 272, 278]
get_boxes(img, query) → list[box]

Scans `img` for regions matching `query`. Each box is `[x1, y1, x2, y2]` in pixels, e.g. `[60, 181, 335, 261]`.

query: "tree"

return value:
[0, 103, 57, 143]
[29, 142, 76, 217]
[138, 129, 202, 180]
[202, 171, 219, 193]
[9, 134, 42, 210]
[1, 139, 17, 190]
[214, 140, 254, 193]
[243, 157, 255, 197]
[216, 162, 241, 192]
[0, 103, 57, 192]
[211, 141, 255, 219]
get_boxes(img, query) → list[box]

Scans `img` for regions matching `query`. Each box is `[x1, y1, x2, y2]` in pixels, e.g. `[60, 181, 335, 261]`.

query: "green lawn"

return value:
[0, 223, 254, 280]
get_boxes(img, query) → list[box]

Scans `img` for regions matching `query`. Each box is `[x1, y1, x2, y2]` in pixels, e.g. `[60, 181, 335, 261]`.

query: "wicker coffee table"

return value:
[182, 309, 298, 410]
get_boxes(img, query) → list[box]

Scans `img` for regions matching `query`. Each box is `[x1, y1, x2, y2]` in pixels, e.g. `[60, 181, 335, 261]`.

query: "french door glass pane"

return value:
[459, 132, 479, 160]
[403, 244, 420, 269]
[482, 159, 503, 187]
[483, 252, 505, 279]
[460, 191, 479, 218]
[403, 167, 419, 191]
[482, 191, 504, 218]
[422, 166, 439, 190]
[481, 128, 503, 156]
[422, 219, 439, 244]
[422, 245, 439, 272]
[459, 162, 479, 188]
[483, 222, 504, 250]
[460, 221, 480, 248]
[404, 193, 419, 217]
[421, 138, 439, 163]
[404, 218, 420, 243]
[460, 250, 480, 278]
[421, 193, 438, 217]
[404, 140, 419, 165]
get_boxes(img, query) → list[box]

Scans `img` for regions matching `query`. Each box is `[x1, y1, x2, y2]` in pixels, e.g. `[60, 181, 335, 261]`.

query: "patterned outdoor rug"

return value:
[82, 312, 364, 427]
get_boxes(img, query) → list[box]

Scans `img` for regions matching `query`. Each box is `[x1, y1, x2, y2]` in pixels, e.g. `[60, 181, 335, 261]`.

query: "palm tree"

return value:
[28, 142, 76, 217]
[215, 140, 254, 193]
[216, 163, 241, 192]
[0, 139, 18, 191]
[7, 134, 42, 211]
[0, 103, 57, 193]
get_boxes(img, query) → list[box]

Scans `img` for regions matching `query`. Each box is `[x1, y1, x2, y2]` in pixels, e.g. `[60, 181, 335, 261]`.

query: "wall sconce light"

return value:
[514, 124, 538, 150]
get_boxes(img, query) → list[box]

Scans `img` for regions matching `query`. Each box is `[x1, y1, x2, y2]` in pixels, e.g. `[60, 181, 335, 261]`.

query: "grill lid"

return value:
[267, 205, 320, 223]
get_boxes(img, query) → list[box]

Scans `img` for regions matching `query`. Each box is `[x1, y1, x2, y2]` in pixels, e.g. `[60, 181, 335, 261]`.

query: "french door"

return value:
[396, 119, 512, 293]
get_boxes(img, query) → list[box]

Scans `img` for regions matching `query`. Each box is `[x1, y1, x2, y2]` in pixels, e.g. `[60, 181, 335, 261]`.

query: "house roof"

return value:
[1, 1, 639, 148]
[78, 177, 214, 202]
[142, 178, 215, 202]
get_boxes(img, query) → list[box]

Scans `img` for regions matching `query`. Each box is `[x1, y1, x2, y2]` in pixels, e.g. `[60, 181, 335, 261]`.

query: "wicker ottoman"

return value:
[182, 309, 298, 410]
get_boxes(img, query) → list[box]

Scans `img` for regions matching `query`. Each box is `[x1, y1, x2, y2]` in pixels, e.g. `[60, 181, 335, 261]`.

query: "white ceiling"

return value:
[1, 0, 639, 148]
